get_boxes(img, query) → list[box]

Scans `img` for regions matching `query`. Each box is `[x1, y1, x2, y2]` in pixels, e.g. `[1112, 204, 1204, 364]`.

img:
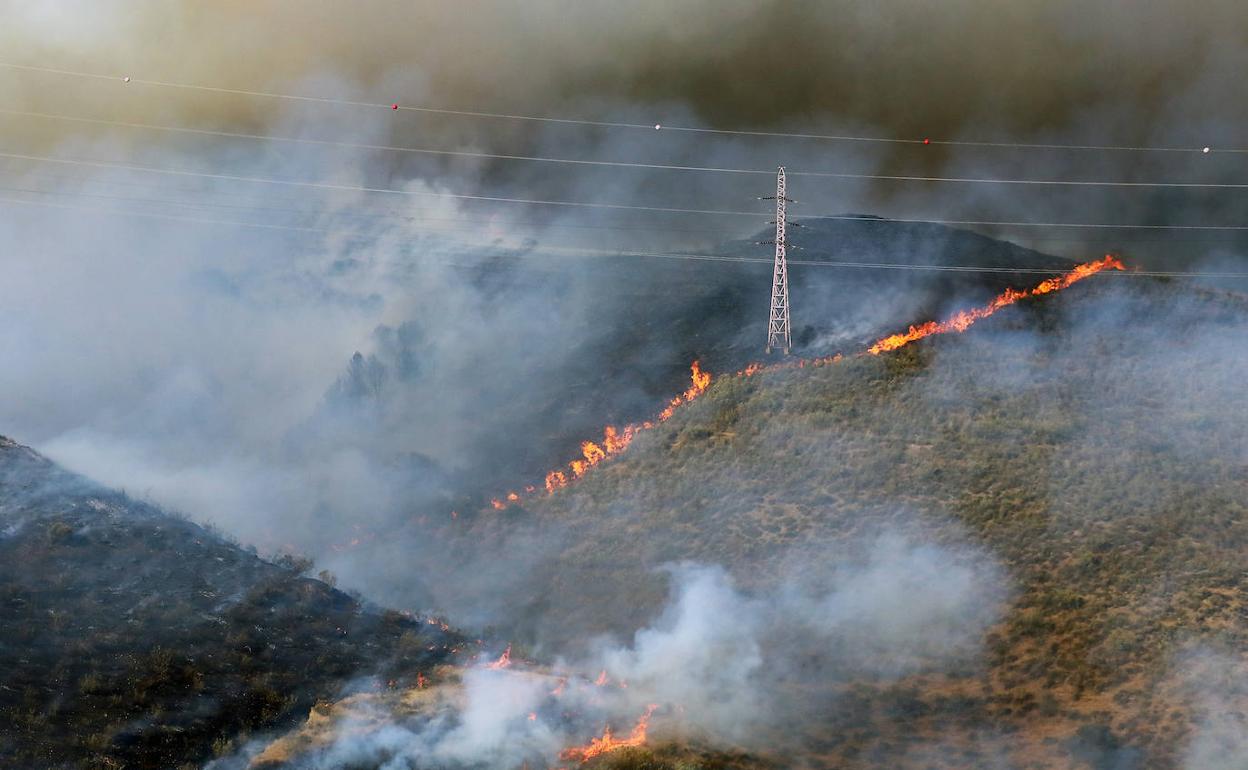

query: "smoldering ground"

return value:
[207, 525, 1006, 768]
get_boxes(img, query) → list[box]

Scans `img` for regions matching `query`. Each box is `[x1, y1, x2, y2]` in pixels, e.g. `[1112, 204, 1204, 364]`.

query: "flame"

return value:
[559, 704, 659, 764]
[867, 255, 1124, 355]
[544, 469, 569, 493]
[426, 617, 451, 632]
[485, 644, 512, 670]
[496, 362, 712, 506]
[484, 257, 1124, 512]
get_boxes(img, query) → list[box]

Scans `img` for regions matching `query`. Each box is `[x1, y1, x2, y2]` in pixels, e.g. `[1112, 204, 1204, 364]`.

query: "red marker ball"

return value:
[923, 138, 930, 145]
[391, 103, 399, 110]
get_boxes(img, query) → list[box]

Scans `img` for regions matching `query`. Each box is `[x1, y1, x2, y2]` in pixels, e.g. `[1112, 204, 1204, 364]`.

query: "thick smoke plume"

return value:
[210, 526, 1005, 767]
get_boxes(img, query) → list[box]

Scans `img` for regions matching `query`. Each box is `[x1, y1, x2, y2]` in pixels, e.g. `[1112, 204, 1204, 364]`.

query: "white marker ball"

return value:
[654, 124, 661, 130]
[1202, 146, 1211, 154]
[123, 76, 131, 83]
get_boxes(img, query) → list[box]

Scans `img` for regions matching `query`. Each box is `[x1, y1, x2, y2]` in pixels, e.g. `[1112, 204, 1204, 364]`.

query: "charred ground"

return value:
[0, 437, 464, 769]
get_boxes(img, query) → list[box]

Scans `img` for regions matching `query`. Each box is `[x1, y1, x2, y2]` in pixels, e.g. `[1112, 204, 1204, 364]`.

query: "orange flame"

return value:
[559, 704, 659, 763]
[485, 644, 512, 670]
[485, 257, 1124, 513]
[495, 362, 712, 507]
[867, 255, 1124, 355]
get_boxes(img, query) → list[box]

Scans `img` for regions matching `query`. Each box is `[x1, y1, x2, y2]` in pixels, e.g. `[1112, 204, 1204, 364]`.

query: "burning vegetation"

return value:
[559, 704, 660, 764]
[866, 255, 1125, 354]
[489, 361, 712, 507]
[488, 256, 1124, 510]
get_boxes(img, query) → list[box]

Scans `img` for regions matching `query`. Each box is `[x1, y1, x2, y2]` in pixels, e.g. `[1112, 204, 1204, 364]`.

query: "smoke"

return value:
[591, 530, 1005, 742]
[1178, 652, 1248, 770]
[3, 0, 1248, 262]
[210, 525, 1005, 767]
[206, 668, 565, 770]
[1, 0, 1246, 714]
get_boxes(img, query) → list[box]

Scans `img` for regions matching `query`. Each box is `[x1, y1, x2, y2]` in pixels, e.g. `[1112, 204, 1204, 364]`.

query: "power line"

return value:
[4, 180, 1244, 250]
[2, 108, 1245, 189]
[0, 107, 775, 177]
[2, 60, 1243, 155]
[3, 194, 1246, 279]
[5, 179, 1245, 250]
[0, 183, 745, 239]
[5, 149, 1248, 232]
[0, 149, 750, 215]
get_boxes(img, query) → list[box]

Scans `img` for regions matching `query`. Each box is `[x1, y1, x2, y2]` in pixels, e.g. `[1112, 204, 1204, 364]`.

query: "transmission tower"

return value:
[763, 166, 792, 354]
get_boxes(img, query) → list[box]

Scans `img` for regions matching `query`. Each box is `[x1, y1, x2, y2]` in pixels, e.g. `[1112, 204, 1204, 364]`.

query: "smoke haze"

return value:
[2, 7, 1248, 765]
[209, 527, 1005, 768]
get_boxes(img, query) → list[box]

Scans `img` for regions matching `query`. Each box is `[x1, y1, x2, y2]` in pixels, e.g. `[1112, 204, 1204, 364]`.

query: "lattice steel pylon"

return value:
[763, 166, 792, 354]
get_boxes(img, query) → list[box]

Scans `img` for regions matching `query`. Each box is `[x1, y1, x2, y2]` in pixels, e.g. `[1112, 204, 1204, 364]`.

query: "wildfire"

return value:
[485, 644, 512, 670]
[559, 704, 659, 764]
[866, 255, 1124, 355]
[497, 362, 713, 505]
[484, 256, 1124, 511]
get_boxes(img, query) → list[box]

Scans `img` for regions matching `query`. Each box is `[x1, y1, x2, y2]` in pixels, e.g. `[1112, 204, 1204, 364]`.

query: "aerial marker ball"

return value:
[1202, 146, 1211, 154]
[923, 138, 930, 145]
[655, 124, 662, 130]
[123, 76, 130, 83]
[391, 103, 399, 110]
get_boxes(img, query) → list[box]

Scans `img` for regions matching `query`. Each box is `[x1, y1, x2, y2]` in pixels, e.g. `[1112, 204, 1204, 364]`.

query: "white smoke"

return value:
[1178, 651, 1248, 770]
[215, 526, 1004, 767]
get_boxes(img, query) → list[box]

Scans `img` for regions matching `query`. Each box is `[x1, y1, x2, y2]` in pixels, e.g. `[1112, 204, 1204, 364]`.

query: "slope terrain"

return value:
[323, 218, 1074, 500]
[461, 274, 1248, 769]
[0, 437, 463, 769]
[311, 219, 1082, 612]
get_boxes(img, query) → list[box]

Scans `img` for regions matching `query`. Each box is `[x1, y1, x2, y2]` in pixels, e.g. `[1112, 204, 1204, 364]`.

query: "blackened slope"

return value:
[0, 437, 462, 770]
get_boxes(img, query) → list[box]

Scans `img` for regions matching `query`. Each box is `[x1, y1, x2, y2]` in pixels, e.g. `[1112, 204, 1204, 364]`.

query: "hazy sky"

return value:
[2, 0, 1247, 261]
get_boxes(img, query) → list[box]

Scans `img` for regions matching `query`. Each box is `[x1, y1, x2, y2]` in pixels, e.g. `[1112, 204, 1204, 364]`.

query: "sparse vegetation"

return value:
[474, 277, 1248, 769]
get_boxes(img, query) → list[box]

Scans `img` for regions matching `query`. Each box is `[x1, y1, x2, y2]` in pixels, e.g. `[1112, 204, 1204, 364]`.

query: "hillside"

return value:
[455, 274, 1248, 769]
[307, 218, 1081, 610]
[0, 437, 464, 770]
[320, 217, 1073, 498]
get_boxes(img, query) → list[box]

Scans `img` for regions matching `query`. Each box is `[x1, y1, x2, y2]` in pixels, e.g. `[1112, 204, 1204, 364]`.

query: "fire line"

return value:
[559, 704, 659, 764]
[487, 255, 1125, 509]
